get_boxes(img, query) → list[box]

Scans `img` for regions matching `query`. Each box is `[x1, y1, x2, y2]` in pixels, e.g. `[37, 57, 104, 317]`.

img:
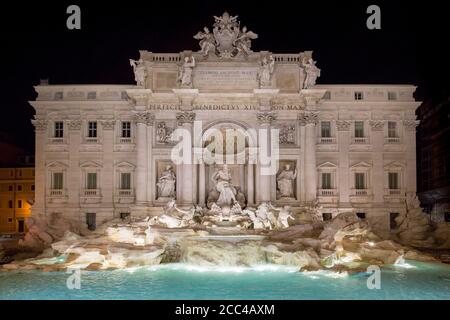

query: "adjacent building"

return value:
[416, 95, 450, 220]
[0, 157, 35, 233]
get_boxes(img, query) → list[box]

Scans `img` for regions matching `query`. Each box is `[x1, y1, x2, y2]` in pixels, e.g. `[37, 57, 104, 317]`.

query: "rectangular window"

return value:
[88, 122, 97, 138]
[31, 185, 35, 191]
[321, 121, 331, 138]
[322, 213, 332, 221]
[87, 173, 97, 190]
[354, 92, 364, 100]
[8, 200, 13, 208]
[54, 121, 64, 138]
[17, 200, 22, 209]
[388, 92, 397, 100]
[120, 172, 131, 190]
[52, 172, 63, 190]
[356, 212, 366, 219]
[17, 185, 22, 192]
[355, 173, 365, 189]
[389, 172, 399, 189]
[355, 121, 364, 137]
[122, 122, 131, 138]
[321, 173, 332, 189]
[388, 121, 397, 138]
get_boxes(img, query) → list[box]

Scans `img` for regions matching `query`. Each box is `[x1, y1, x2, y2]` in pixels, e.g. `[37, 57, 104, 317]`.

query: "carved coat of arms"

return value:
[194, 12, 258, 59]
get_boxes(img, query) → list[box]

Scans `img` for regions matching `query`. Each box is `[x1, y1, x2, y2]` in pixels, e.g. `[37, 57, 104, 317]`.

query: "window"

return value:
[388, 92, 397, 100]
[52, 172, 63, 190]
[17, 185, 22, 192]
[18, 170, 22, 177]
[54, 92, 63, 100]
[86, 213, 96, 231]
[356, 212, 366, 219]
[120, 172, 131, 190]
[323, 91, 331, 100]
[87, 92, 97, 99]
[445, 212, 450, 223]
[388, 172, 399, 189]
[355, 121, 364, 137]
[321, 173, 332, 189]
[17, 200, 22, 209]
[355, 173, 365, 189]
[8, 185, 13, 192]
[321, 121, 331, 138]
[87, 173, 97, 190]
[8, 200, 13, 208]
[322, 213, 332, 221]
[122, 122, 131, 138]
[388, 121, 397, 138]
[88, 121, 97, 138]
[390, 212, 399, 229]
[54, 121, 64, 138]
[120, 212, 130, 220]
[8, 218, 12, 223]
[354, 92, 364, 100]
[31, 185, 35, 191]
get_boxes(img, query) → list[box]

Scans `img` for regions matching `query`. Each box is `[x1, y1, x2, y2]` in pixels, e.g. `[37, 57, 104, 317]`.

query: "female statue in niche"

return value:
[157, 165, 176, 198]
[276, 164, 297, 198]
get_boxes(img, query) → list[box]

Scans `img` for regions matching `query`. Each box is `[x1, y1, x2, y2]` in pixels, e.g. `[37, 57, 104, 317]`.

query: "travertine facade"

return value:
[29, 13, 420, 235]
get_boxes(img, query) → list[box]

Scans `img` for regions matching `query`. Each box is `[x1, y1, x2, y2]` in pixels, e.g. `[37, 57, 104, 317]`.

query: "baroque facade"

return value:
[30, 13, 420, 235]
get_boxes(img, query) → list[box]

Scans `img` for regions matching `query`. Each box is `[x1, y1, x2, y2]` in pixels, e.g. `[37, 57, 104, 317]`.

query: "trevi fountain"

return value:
[1, 12, 450, 299]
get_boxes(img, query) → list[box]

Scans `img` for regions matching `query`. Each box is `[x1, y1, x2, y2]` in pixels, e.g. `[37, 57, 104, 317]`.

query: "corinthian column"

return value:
[299, 111, 319, 203]
[176, 111, 196, 206]
[134, 112, 148, 206]
[257, 111, 277, 203]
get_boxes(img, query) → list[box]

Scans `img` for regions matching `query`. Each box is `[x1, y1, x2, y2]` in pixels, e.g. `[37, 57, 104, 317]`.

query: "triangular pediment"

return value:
[350, 161, 372, 169]
[79, 160, 102, 168]
[317, 161, 337, 169]
[46, 161, 68, 168]
[384, 161, 404, 170]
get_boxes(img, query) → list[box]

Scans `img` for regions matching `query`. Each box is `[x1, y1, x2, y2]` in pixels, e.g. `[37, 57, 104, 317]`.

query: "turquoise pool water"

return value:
[1, 261, 450, 300]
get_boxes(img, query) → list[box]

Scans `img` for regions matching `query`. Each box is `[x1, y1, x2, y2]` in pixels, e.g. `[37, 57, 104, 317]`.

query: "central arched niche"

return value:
[201, 119, 256, 208]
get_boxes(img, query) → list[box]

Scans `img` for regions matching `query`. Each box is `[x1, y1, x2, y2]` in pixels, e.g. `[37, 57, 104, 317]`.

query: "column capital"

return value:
[336, 120, 351, 131]
[298, 111, 319, 126]
[31, 119, 48, 131]
[256, 111, 277, 125]
[176, 111, 196, 126]
[133, 111, 154, 125]
[100, 120, 116, 130]
[403, 120, 420, 131]
[66, 119, 82, 131]
[369, 120, 385, 131]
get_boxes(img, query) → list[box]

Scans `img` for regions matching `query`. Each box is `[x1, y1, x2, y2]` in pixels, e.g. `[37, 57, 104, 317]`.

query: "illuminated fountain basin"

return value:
[1, 261, 450, 300]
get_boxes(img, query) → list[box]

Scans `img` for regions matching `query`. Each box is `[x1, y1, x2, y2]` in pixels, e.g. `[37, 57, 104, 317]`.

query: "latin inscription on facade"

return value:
[194, 68, 258, 89]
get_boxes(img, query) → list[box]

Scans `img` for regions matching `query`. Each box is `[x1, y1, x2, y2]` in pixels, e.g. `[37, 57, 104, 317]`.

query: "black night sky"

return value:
[0, 0, 449, 152]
